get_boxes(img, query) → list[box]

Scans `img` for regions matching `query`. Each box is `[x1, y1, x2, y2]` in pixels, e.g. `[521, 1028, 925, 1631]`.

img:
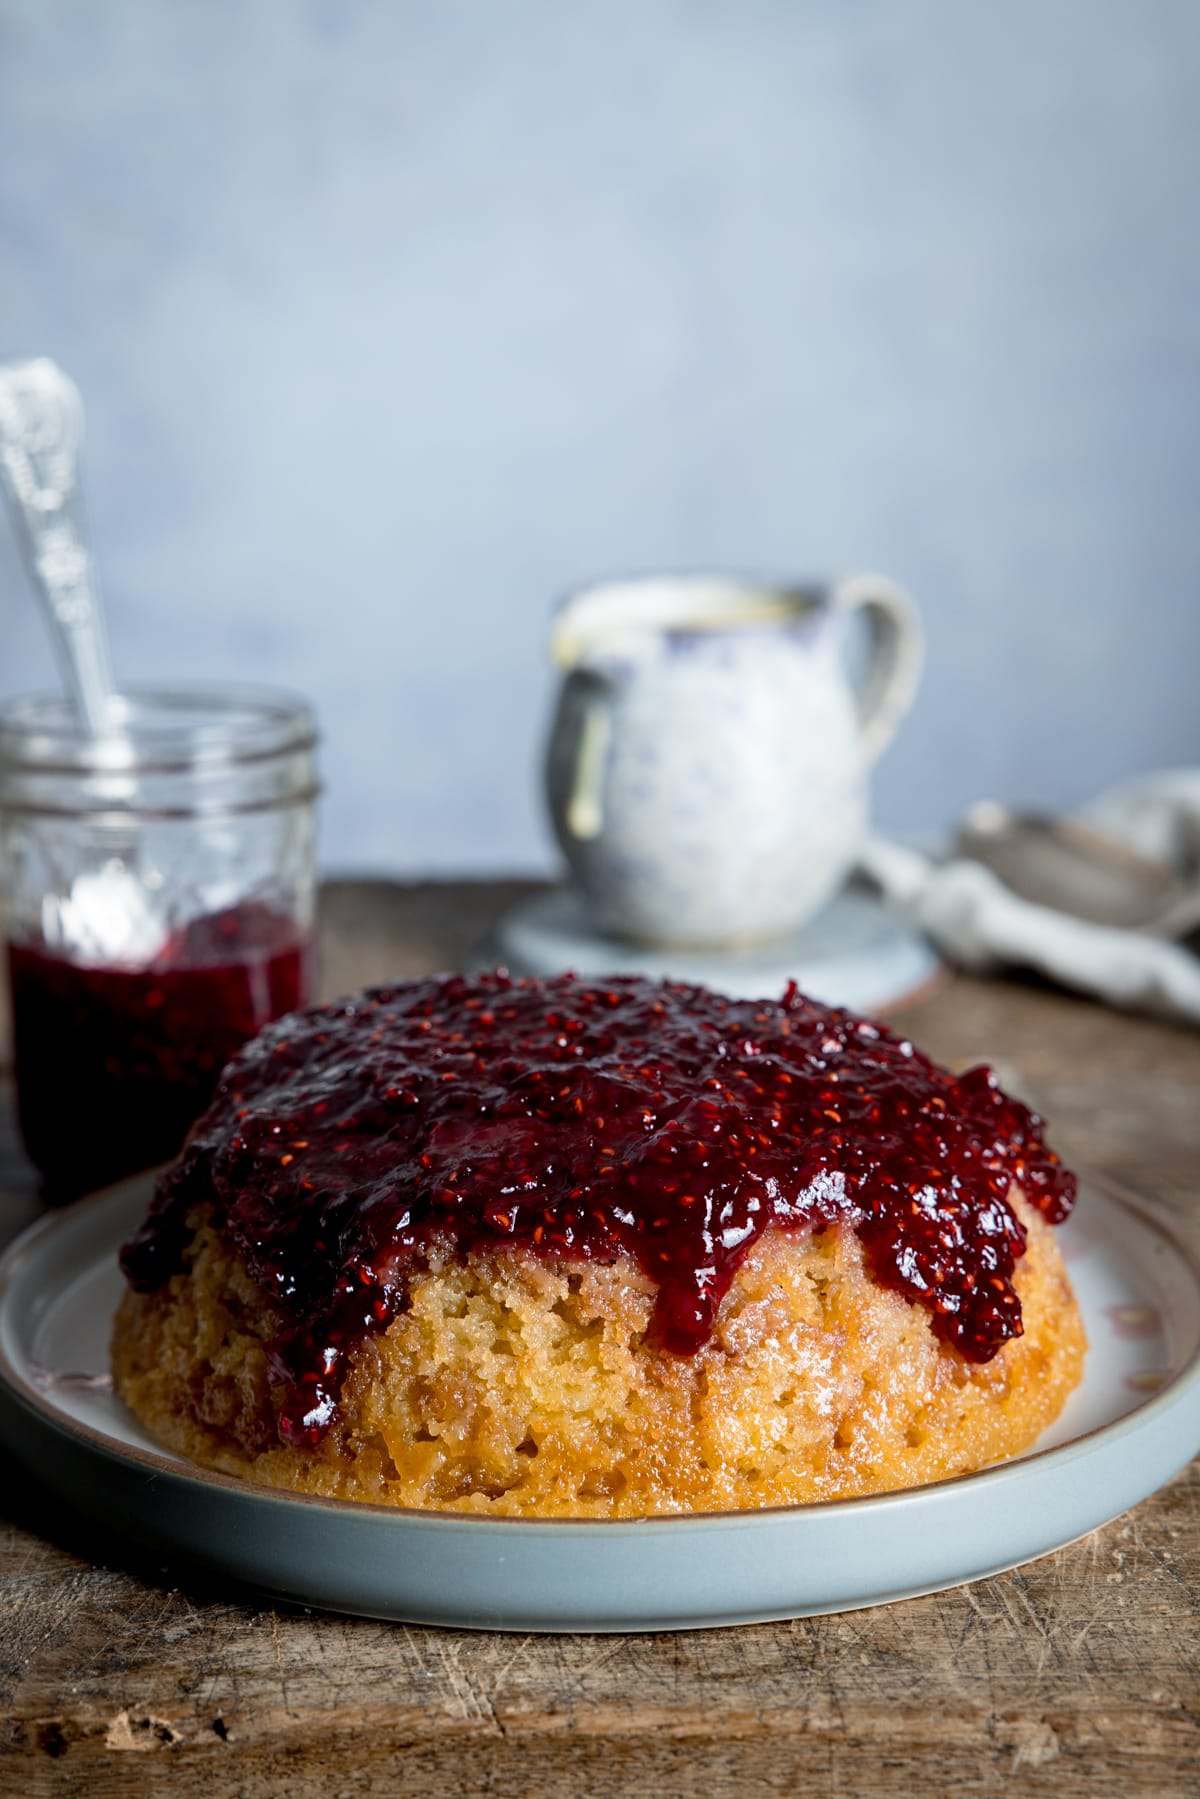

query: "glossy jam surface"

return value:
[121, 971, 1077, 1447]
[10, 902, 312, 1198]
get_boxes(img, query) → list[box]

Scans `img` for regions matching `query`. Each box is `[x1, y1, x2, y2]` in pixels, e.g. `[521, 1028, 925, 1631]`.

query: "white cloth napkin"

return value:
[859, 771, 1200, 1026]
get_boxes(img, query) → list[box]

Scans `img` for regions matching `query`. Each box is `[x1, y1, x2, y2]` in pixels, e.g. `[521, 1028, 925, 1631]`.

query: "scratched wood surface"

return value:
[1, 879, 1198, 1798]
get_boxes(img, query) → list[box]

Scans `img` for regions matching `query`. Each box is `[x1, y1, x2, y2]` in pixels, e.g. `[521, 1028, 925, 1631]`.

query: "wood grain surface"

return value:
[1, 880, 1197, 1798]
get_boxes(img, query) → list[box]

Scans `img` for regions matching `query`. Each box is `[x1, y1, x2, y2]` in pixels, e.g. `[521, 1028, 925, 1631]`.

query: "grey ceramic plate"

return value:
[1, 1174, 1198, 1632]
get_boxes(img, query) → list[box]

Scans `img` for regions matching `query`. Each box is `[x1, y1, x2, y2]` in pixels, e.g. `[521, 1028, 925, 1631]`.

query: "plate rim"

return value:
[2, 1167, 1199, 1535]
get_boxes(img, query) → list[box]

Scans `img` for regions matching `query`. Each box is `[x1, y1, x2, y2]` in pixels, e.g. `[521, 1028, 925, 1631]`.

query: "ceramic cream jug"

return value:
[545, 573, 922, 947]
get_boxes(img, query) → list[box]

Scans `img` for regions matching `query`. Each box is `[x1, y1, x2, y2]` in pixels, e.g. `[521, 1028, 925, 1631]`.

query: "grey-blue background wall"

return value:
[2, 1, 1198, 872]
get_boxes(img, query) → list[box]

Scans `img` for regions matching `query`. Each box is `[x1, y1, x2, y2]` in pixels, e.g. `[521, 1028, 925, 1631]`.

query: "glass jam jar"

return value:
[0, 685, 318, 1198]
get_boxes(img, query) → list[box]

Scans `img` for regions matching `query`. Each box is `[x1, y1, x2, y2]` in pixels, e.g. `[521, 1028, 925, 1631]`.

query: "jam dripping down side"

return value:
[121, 972, 1077, 1448]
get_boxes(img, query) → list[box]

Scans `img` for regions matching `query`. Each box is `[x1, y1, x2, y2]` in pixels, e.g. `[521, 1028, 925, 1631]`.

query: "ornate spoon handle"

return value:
[0, 357, 115, 733]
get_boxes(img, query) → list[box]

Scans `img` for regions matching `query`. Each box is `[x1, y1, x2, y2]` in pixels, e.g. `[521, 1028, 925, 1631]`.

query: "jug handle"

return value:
[832, 573, 923, 765]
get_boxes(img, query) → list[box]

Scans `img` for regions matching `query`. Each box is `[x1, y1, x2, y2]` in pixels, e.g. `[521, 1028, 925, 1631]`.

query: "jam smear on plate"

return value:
[121, 971, 1076, 1447]
[11, 901, 312, 1198]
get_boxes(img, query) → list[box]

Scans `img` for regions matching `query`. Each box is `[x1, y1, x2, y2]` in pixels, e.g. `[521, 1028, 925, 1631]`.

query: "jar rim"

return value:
[0, 683, 318, 777]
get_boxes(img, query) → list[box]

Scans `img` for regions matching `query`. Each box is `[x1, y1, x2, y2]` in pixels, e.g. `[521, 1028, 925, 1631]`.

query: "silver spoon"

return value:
[0, 357, 115, 734]
[956, 801, 1200, 940]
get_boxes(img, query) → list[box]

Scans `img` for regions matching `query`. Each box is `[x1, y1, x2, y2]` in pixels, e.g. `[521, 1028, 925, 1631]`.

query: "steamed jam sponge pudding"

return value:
[113, 972, 1086, 1517]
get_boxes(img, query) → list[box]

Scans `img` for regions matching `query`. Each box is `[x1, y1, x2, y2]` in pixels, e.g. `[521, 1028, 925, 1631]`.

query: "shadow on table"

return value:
[0, 1442, 337, 1624]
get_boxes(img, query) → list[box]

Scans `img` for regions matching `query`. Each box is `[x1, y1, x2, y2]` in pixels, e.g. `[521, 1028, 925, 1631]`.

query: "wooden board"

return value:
[1, 880, 1198, 1797]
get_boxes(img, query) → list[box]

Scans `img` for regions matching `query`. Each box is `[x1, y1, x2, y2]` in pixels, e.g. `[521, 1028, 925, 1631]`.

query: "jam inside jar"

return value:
[9, 903, 313, 1195]
[0, 686, 318, 1199]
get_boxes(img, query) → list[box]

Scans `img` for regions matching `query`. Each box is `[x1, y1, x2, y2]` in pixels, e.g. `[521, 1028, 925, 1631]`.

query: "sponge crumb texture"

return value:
[112, 1189, 1085, 1518]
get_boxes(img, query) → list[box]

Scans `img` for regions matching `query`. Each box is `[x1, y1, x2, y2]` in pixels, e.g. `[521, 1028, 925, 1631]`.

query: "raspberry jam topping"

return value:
[121, 971, 1076, 1447]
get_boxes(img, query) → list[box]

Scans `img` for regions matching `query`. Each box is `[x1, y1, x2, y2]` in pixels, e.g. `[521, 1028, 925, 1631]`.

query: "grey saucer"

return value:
[476, 883, 942, 1011]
